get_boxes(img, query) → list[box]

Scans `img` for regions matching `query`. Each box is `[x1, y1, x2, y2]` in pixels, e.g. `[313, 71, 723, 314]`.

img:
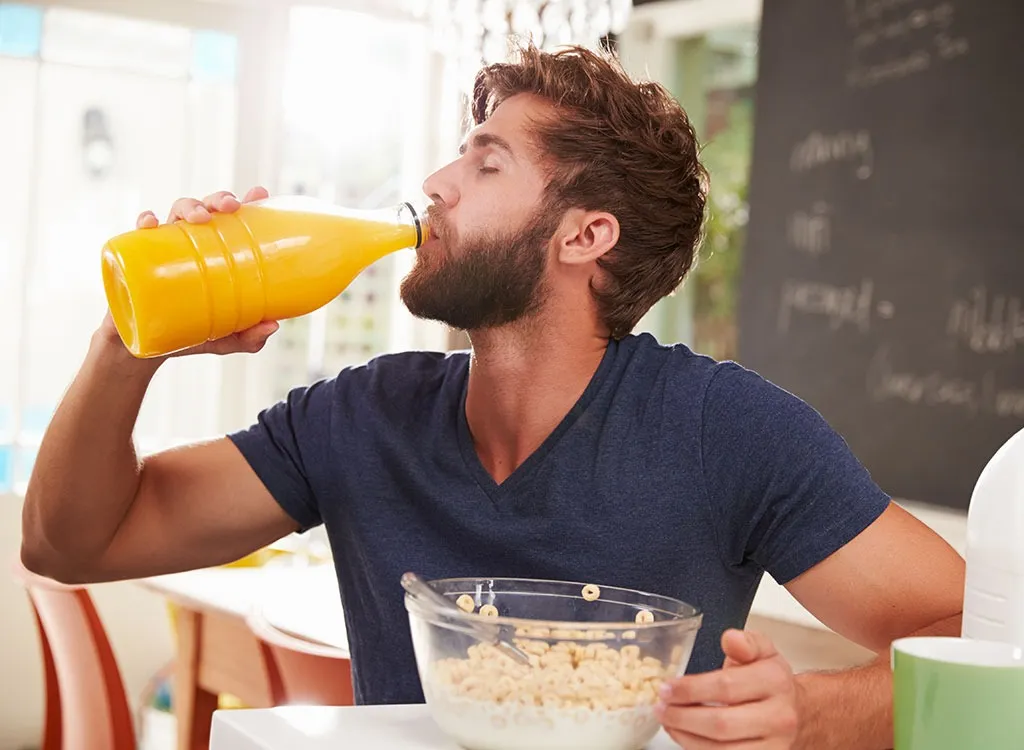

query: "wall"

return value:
[0, 494, 174, 750]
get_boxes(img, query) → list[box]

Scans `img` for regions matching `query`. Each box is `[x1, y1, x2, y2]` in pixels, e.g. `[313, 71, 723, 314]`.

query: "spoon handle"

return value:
[401, 571, 457, 610]
[400, 571, 532, 666]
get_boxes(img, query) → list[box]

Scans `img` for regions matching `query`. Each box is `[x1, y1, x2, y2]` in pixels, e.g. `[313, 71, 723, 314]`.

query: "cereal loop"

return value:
[478, 604, 499, 617]
[456, 594, 476, 613]
[431, 639, 669, 711]
[581, 584, 601, 602]
[635, 609, 655, 625]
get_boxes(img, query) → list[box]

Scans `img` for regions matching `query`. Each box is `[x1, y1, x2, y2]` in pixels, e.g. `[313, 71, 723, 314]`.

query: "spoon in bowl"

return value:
[400, 571, 532, 667]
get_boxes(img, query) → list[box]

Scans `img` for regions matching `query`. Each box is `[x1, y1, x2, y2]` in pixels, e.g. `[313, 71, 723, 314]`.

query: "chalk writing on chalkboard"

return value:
[790, 131, 873, 179]
[946, 287, 1024, 355]
[741, 0, 1023, 509]
[866, 346, 1024, 419]
[866, 346, 980, 413]
[845, 1, 969, 89]
[777, 278, 895, 334]
[787, 202, 832, 256]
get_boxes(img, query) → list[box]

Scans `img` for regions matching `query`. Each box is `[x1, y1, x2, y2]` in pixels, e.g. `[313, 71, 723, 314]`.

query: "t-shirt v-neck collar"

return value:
[455, 339, 620, 502]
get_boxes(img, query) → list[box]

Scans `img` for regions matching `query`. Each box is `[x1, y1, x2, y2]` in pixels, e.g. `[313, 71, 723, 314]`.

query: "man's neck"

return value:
[464, 322, 609, 484]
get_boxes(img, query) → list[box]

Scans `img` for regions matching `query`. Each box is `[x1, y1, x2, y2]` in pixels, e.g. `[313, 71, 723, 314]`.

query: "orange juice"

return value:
[101, 197, 427, 358]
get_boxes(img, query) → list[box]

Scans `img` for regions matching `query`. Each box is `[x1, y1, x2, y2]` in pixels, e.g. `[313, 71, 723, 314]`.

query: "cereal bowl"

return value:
[405, 577, 702, 750]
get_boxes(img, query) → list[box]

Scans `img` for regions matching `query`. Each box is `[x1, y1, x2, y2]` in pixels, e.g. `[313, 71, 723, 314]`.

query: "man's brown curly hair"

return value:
[472, 43, 708, 339]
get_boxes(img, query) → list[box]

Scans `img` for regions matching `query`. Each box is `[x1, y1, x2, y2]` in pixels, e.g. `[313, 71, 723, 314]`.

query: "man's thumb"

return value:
[721, 629, 777, 667]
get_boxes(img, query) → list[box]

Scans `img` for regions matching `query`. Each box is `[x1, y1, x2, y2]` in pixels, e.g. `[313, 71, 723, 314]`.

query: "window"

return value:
[1, 4, 240, 491]
[688, 25, 758, 362]
[269, 5, 436, 401]
[2, 1, 446, 494]
[622, 3, 759, 359]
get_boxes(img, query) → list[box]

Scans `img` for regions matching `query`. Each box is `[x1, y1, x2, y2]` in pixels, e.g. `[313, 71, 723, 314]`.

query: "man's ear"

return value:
[556, 209, 620, 266]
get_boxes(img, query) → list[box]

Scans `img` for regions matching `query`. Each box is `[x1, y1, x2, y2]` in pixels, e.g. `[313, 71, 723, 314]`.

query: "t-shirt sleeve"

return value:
[700, 362, 891, 584]
[226, 378, 336, 533]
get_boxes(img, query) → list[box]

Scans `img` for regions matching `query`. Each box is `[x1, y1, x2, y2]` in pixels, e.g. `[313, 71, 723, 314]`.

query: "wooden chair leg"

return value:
[174, 608, 219, 750]
[34, 608, 63, 750]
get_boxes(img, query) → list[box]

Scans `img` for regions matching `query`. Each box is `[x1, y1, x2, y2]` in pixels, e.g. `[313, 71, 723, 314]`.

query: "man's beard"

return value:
[399, 205, 560, 331]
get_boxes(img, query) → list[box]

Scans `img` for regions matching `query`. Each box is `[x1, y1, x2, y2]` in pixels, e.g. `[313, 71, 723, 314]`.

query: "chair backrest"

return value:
[246, 608, 354, 707]
[13, 561, 135, 750]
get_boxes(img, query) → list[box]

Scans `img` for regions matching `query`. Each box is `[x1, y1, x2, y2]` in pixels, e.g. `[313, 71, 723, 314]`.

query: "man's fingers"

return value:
[187, 321, 279, 358]
[241, 185, 269, 203]
[166, 198, 210, 224]
[202, 190, 241, 213]
[665, 726, 765, 750]
[136, 210, 158, 229]
[660, 659, 789, 706]
[163, 187, 264, 225]
[235, 321, 279, 350]
[659, 698, 798, 743]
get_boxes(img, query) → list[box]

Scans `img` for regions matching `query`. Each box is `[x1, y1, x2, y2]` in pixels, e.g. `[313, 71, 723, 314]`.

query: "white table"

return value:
[141, 562, 345, 639]
[210, 705, 682, 749]
[138, 562, 347, 750]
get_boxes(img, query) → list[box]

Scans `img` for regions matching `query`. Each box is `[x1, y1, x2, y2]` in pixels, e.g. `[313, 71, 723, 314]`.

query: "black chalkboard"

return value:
[738, 0, 1024, 511]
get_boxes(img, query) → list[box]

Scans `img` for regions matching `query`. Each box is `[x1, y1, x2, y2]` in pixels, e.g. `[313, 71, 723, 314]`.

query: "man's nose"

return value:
[422, 160, 460, 209]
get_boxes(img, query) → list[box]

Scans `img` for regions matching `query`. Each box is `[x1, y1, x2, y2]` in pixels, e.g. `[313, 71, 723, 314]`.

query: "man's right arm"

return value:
[21, 188, 299, 584]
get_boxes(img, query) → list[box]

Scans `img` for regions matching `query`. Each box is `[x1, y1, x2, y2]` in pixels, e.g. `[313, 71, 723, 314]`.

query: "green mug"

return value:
[893, 636, 1024, 750]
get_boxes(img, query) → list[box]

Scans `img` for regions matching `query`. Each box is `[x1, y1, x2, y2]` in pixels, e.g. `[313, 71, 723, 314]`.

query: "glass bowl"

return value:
[405, 577, 703, 750]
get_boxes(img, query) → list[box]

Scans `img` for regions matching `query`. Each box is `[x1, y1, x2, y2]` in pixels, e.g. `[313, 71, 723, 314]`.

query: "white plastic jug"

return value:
[962, 426, 1024, 646]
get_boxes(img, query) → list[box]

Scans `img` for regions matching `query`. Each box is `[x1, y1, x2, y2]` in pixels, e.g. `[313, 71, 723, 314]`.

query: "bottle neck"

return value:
[399, 201, 428, 249]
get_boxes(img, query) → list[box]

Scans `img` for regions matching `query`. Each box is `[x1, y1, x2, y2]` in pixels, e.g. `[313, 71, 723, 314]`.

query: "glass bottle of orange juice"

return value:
[101, 196, 428, 358]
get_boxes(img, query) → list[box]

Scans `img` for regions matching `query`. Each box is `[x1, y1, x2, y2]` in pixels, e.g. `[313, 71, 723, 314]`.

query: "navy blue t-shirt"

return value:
[228, 333, 889, 705]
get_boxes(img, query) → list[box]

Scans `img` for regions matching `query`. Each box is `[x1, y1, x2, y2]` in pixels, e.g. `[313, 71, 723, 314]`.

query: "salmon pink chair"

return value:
[246, 608, 354, 707]
[13, 560, 136, 750]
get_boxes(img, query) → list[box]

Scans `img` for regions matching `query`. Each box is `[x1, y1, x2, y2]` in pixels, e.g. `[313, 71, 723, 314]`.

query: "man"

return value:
[23, 45, 963, 749]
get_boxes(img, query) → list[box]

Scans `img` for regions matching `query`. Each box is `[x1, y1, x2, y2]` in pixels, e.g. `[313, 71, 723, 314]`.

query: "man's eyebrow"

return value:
[458, 132, 516, 158]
